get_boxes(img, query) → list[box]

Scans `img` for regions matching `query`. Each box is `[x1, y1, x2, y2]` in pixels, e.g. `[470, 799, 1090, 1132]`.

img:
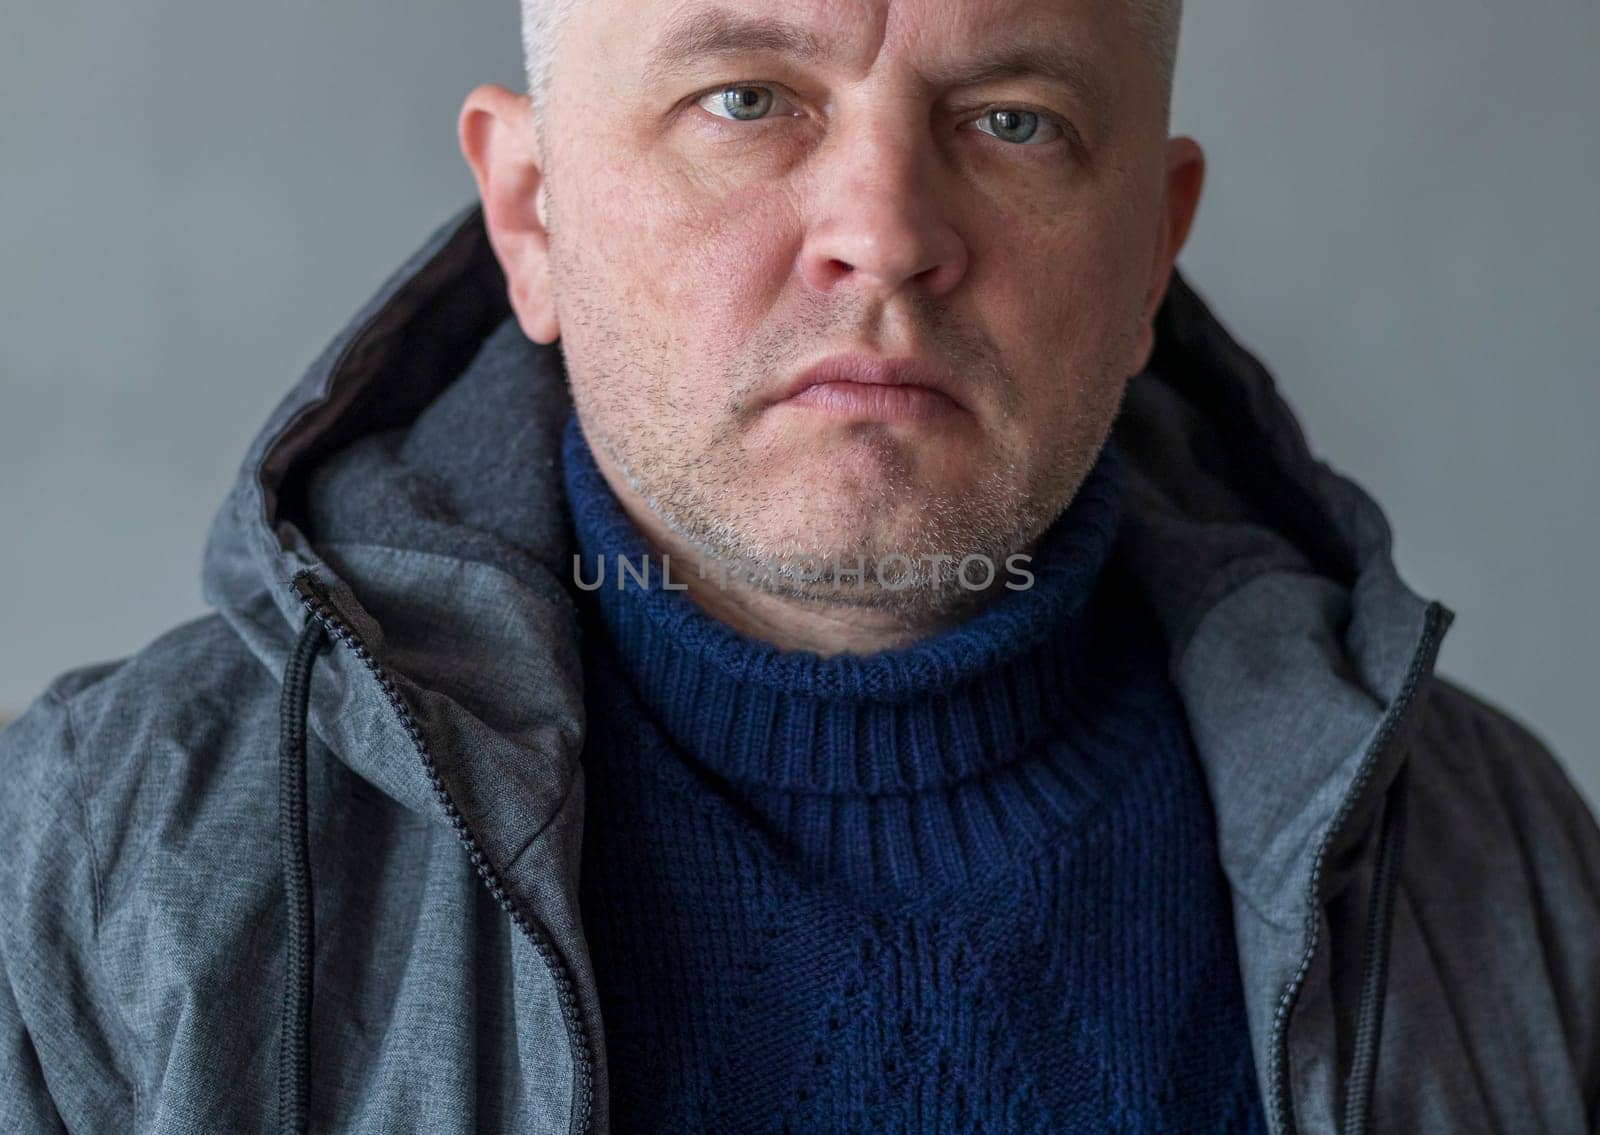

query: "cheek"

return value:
[964, 201, 1151, 438]
[980, 212, 1147, 360]
[577, 156, 799, 340]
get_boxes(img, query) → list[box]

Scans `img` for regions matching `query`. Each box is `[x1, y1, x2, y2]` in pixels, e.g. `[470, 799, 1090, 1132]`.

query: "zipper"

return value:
[1340, 759, 1409, 1135]
[291, 569, 595, 1135]
[1264, 599, 1449, 1135]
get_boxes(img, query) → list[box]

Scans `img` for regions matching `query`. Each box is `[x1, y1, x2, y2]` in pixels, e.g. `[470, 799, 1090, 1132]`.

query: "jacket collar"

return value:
[201, 200, 1454, 1134]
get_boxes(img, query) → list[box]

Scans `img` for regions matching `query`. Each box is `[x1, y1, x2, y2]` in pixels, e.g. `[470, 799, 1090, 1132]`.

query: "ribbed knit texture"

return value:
[563, 411, 1268, 1133]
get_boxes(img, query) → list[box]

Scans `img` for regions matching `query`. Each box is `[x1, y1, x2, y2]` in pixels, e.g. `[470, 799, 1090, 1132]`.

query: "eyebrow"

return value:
[641, 7, 1109, 118]
[924, 45, 1110, 121]
[641, 9, 831, 85]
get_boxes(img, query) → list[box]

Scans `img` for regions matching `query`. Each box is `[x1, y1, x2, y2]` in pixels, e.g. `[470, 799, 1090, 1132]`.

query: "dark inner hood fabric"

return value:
[199, 201, 1453, 1134]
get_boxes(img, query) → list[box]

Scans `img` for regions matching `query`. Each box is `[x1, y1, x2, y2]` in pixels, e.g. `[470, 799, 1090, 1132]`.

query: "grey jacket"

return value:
[3, 201, 1597, 1135]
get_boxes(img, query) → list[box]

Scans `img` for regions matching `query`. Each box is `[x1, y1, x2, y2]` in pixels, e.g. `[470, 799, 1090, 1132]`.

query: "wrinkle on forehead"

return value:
[638, 0, 1113, 77]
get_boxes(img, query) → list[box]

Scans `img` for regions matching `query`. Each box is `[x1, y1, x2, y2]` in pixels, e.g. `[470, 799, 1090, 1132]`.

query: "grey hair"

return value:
[520, 1, 1182, 120]
[519, 0, 578, 120]
[1132, 0, 1184, 101]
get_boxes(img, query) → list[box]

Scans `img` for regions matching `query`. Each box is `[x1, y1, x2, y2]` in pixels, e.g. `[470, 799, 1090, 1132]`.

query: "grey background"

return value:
[2, 2, 1596, 811]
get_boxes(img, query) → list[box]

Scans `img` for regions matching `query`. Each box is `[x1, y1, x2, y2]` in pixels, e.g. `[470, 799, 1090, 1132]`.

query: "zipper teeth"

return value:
[1340, 762, 1407, 1135]
[290, 570, 594, 1135]
[1265, 600, 1447, 1135]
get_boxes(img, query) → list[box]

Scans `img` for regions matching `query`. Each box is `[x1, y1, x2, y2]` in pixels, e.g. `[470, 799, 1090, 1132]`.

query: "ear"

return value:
[457, 83, 560, 344]
[1129, 136, 1205, 375]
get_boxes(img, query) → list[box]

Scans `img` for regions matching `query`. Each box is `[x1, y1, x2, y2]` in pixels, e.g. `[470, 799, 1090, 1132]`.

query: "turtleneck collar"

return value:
[560, 410, 1124, 797]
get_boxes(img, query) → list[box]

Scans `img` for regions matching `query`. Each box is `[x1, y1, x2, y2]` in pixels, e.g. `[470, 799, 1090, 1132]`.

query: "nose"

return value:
[798, 119, 968, 302]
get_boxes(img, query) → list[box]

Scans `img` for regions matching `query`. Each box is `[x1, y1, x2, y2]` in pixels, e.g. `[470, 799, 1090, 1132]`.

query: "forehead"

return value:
[583, 0, 1130, 90]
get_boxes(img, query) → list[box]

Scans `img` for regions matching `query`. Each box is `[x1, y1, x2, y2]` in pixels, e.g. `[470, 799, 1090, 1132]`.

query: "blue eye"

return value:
[700, 85, 781, 122]
[694, 86, 1069, 151]
[971, 108, 1064, 146]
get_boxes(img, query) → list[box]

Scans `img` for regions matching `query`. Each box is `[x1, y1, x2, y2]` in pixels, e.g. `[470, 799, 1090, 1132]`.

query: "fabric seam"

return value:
[49, 689, 143, 1127]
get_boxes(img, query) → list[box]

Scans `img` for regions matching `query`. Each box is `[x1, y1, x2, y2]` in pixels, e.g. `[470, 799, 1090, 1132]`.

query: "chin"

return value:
[740, 499, 947, 564]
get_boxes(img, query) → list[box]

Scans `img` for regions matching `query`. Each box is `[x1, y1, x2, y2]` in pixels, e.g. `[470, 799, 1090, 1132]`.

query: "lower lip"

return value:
[785, 381, 960, 422]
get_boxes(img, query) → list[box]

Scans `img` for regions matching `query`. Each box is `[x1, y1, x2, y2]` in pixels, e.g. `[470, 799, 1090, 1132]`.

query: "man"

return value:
[2, 0, 1597, 1132]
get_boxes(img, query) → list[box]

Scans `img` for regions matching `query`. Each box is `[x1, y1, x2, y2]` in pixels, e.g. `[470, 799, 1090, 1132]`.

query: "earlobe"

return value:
[1130, 321, 1157, 378]
[457, 83, 561, 344]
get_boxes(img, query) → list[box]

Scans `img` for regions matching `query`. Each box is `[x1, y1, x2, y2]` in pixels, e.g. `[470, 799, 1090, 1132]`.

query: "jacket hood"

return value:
[200, 200, 1454, 1135]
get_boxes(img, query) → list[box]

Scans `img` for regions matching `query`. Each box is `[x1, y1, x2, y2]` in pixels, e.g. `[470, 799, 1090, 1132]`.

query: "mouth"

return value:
[772, 354, 967, 422]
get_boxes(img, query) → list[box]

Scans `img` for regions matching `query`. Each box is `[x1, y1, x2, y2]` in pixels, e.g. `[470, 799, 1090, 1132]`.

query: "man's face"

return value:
[528, 0, 1191, 619]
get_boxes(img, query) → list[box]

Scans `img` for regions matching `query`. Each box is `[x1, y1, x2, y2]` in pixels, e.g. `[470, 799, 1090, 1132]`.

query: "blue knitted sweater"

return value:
[562, 411, 1268, 1134]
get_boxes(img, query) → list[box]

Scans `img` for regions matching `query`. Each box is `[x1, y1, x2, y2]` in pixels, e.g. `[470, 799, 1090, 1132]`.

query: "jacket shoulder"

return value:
[0, 612, 290, 1128]
[1409, 673, 1600, 915]
[1402, 672, 1600, 1120]
[0, 610, 283, 919]
[1415, 672, 1600, 857]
